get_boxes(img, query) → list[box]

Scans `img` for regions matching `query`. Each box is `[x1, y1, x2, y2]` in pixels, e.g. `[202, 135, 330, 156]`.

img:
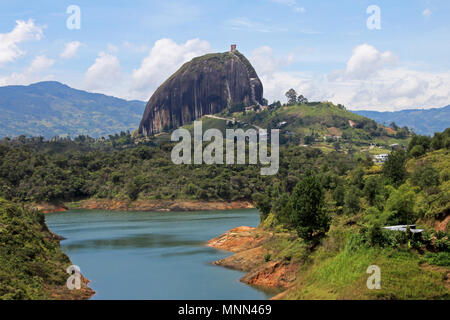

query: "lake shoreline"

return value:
[207, 226, 298, 300]
[46, 208, 267, 299]
[31, 199, 254, 214]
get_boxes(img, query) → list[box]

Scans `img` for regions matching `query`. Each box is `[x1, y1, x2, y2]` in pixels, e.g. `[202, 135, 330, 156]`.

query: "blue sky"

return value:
[0, 0, 449, 110]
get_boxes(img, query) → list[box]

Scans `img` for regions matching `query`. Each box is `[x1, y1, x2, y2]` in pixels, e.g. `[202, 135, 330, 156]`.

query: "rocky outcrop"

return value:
[208, 226, 299, 294]
[241, 261, 298, 288]
[207, 226, 269, 252]
[139, 50, 263, 135]
[30, 203, 68, 214]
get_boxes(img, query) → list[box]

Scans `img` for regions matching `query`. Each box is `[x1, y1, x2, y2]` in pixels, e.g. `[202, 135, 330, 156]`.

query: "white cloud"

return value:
[250, 46, 302, 101]
[345, 69, 449, 110]
[60, 41, 82, 59]
[383, 75, 428, 100]
[27, 55, 54, 73]
[422, 8, 432, 18]
[270, 0, 305, 13]
[344, 44, 397, 79]
[0, 55, 54, 86]
[250, 46, 281, 75]
[131, 38, 212, 99]
[0, 19, 44, 66]
[248, 44, 450, 111]
[84, 52, 122, 91]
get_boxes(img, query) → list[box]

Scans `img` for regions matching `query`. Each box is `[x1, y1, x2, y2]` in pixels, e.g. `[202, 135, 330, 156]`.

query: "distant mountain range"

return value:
[0, 81, 448, 138]
[0, 81, 146, 138]
[353, 106, 450, 136]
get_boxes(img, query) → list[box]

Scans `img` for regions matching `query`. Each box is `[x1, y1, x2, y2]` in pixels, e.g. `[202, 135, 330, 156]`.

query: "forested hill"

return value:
[220, 101, 412, 149]
[0, 198, 94, 299]
[0, 81, 146, 139]
[354, 105, 450, 136]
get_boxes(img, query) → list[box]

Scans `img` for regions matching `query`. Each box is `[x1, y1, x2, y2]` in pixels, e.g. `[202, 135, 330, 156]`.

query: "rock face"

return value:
[139, 50, 263, 135]
[208, 226, 299, 294]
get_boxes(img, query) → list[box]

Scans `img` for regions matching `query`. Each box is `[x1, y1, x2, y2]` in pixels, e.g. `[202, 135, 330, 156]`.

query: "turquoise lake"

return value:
[46, 209, 273, 300]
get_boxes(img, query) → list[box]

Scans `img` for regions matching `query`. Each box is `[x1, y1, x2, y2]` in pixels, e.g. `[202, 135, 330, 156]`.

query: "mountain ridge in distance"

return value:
[353, 105, 450, 136]
[0, 80, 448, 139]
[0, 81, 146, 138]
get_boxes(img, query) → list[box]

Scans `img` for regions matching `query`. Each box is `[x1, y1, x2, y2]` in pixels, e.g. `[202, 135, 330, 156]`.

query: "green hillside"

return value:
[0, 101, 414, 205]
[215, 102, 412, 154]
[257, 144, 449, 300]
[0, 81, 146, 139]
[0, 198, 93, 299]
[0, 103, 448, 300]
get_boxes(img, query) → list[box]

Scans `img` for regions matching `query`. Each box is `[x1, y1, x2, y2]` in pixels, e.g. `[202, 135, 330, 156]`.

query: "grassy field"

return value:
[261, 217, 449, 300]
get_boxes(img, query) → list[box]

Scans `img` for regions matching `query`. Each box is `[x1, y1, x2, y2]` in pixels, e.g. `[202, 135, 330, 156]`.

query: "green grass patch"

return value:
[286, 245, 449, 300]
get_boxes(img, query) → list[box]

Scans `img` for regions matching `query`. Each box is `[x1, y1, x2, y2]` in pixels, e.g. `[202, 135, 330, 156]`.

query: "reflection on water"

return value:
[46, 209, 272, 300]
[64, 233, 204, 251]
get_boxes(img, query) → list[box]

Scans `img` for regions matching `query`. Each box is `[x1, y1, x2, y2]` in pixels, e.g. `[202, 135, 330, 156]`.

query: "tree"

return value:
[333, 185, 345, 207]
[269, 101, 282, 109]
[126, 181, 140, 201]
[429, 129, 450, 150]
[410, 145, 425, 158]
[289, 176, 330, 242]
[126, 175, 147, 201]
[407, 135, 431, 154]
[384, 184, 416, 225]
[389, 122, 399, 131]
[272, 192, 291, 225]
[304, 135, 314, 145]
[382, 150, 407, 186]
[285, 89, 297, 105]
[253, 192, 271, 222]
[344, 186, 360, 215]
[431, 132, 443, 150]
[363, 176, 380, 206]
[350, 167, 365, 190]
[297, 95, 308, 104]
[411, 165, 440, 190]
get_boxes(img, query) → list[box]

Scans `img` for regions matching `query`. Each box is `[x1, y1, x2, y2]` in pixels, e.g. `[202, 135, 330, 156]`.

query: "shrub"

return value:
[344, 186, 360, 215]
[410, 145, 425, 158]
[435, 237, 449, 252]
[421, 252, 450, 267]
[411, 165, 440, 190]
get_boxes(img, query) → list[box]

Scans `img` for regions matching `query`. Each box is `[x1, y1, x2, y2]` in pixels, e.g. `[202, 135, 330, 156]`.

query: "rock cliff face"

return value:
[139, 50, 263, 135]
[208, 226, 299, 294]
